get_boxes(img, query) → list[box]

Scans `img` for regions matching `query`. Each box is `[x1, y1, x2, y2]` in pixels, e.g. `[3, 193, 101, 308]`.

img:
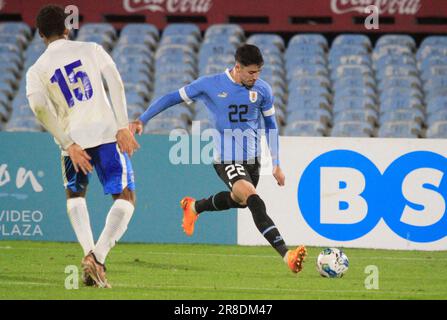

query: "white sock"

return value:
[93, 199, 134, 264]
[67, 197, 95, 256]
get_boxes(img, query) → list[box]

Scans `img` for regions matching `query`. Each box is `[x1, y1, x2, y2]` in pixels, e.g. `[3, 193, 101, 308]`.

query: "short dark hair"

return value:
[36, 4, 67, 38]
[235, 44, 264, 67]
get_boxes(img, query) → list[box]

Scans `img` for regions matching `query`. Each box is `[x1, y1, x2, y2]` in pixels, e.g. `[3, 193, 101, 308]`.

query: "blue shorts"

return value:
[61, 142, 135, 195]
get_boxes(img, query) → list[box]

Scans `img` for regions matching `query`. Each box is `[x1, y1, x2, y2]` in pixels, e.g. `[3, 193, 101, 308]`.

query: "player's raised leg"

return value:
[231, 179, 307, 273]
[180, 191, 245, 236]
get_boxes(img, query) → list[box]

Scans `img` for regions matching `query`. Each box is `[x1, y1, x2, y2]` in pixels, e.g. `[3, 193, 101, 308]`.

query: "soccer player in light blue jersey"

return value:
[131, 45, 307, 273]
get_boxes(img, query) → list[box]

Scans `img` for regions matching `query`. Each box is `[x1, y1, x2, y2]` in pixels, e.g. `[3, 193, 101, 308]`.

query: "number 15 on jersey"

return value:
[50, 59, 93, 108]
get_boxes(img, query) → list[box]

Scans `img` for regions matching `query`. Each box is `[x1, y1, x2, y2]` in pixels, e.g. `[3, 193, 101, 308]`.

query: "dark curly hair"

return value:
[36, 4, 68, 38]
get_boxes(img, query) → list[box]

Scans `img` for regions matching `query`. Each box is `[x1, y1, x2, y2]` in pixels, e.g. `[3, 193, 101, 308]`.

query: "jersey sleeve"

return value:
[25, 67, 45, 97]
[94, 43, 116, 71]
[260, 83, 276, 118]
[179, 76, 208, 105]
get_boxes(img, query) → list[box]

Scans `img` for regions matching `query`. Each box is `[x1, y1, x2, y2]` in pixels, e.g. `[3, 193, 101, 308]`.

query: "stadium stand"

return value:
[0, 21, 446, 139]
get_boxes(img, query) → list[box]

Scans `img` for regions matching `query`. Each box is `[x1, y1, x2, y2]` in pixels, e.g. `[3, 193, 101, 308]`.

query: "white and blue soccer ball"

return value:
[316, 248, 349, 278]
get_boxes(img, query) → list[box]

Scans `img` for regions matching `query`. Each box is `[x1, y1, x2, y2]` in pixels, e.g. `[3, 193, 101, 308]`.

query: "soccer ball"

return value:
[316, 248, 349, 278]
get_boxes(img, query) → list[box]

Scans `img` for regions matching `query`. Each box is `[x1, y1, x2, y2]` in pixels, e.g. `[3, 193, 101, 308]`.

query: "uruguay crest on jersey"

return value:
[249, 90, 258, 103]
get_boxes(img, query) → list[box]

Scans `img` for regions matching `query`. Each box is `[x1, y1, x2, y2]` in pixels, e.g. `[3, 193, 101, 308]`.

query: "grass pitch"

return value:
[0, 241, 446, 300]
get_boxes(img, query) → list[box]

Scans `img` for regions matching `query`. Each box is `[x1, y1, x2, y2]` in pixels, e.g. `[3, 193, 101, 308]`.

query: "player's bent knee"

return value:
[66, 189, 87, 199]
[113, 188, 136, 206]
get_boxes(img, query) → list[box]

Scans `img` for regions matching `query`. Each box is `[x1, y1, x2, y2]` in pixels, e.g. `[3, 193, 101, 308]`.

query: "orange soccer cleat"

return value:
[180, 197, 198, 236]
[287, 245, 308, 274]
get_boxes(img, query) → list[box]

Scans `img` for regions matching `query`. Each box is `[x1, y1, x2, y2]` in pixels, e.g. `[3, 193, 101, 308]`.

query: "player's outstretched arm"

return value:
[130, 91, 184, 135]
[264, 114, 285, 186]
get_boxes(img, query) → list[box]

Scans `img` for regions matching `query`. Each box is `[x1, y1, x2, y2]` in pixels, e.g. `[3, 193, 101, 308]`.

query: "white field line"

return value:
[0, 246, 446, 261]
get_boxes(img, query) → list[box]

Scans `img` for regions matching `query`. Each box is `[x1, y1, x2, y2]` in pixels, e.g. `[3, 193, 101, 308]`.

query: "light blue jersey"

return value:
[139, 68, 280, 165]
[179, 69, 277, 163]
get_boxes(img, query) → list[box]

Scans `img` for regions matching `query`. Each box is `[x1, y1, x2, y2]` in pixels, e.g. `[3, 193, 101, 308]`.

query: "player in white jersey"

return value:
[26, 5, 140, 288]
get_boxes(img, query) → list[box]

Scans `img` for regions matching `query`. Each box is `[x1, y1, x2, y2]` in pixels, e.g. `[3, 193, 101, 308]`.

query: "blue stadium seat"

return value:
[335, 86, 376, 101]
[426, 121, 447, 138]
[286, 55, 326, 68]
[78, 23, 116, 39]
[378, 76, 421, 92]
[380, 97, 424, 112]
[376, 65, 418, 80]
[329, 45, 368, 58]
[121, 23, 159, 39]
[417, 44, 447, 61]
[333, 34, 372, 49]
[420, 36, 447, 49]
[285, 44, 325, 60]
[118, 34, 157, 50]
[143, 118, 189, 134]
[283, 121, 327, 137]
[247, 34, 285, 51]
[331, 121, 374, 137]
[205, 24, 244, 40]
[377, 121, 422, 138]
[375, 54, 416, 70]
[380, 109, 424, 126]
[376, 35, 416, 50]
[427, 110, 447, 126]
[287, 65, 328, 80]
[330, 55, 371, 69]
[5, 117, 42, 132]
[287, 96, 331, 112]
[331, 65, 372, 80]
[373, 45, 412, 61]
[287, 109, 331, 125]
[288, 34, 328, 49]
[289, 76, 331, 90]
[289, 86, 332, 101]
[380, 87, 423, 102]
[0, 22, 32, 38]
[427, 97, 447, 114]
[333, 96, 377, 113]
[333, 109, 378, 126]
[160, 34, 200, 50]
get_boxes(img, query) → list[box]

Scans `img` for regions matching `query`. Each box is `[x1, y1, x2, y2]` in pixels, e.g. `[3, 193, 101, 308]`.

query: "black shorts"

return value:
[213, 159, 261, 190]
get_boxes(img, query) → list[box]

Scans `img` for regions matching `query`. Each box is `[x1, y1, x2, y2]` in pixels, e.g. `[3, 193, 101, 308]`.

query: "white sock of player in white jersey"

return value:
[67, 197, 95, 256]
[93, 199, 134, 265]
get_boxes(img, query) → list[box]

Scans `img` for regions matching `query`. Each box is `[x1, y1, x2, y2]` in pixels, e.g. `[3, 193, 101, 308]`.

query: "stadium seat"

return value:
[427, 110, 447, 126]
[288, 34, 328, 50]
[333, 109, 378, 126]
[121, 23, 159, 40]
[331, 121, 375, 137]
[333, 34, 372, 49]
[0, 22, 32, 39]
[287, 109, 331, 126]
[377, 121, 422, 138]
[283, 121, 327, 137]
[376, 35, 416, 50]
[247, 34, 285, 51]
[380, 109, 425, 126]
[426, 121, 447, 138]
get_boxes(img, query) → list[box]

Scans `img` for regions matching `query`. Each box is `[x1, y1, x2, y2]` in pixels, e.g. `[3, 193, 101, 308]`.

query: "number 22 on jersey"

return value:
[50, 60, 93, 108]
